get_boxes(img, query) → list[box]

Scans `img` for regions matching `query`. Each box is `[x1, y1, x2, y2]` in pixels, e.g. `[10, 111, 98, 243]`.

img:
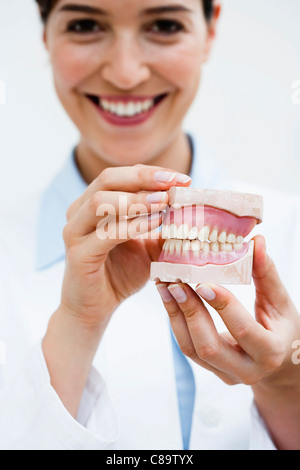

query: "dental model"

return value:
[151, 188, 263, 285]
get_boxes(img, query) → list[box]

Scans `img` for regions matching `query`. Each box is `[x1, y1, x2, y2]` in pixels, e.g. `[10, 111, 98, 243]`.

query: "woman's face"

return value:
[45, 0, 217, 165]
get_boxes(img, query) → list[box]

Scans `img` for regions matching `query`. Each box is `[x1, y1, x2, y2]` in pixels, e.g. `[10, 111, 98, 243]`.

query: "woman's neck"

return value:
[75, 131, 193, 185]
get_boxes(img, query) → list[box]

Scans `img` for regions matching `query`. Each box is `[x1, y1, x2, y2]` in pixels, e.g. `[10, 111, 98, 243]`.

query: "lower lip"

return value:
[90, 97, 167, 127]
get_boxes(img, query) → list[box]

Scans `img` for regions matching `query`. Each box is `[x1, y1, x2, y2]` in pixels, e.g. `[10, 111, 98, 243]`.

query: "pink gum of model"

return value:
[150, 188, 264, 285]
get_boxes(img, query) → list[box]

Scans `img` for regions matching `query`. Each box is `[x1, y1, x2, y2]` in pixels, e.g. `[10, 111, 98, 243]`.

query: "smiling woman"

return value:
[36, 0, 219, 181]
[1, 0, 300, 453]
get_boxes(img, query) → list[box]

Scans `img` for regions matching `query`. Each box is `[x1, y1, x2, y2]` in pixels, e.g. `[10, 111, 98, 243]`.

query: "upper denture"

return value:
[168, 187, 264, 222]
[162, 205, 257, 240]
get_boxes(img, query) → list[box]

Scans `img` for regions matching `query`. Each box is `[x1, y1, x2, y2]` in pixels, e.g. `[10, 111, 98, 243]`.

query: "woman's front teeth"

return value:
[100, 99, 154, 117]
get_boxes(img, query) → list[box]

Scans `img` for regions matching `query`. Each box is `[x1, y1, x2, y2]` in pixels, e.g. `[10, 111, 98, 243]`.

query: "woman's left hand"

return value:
[156, 235, 300, 449]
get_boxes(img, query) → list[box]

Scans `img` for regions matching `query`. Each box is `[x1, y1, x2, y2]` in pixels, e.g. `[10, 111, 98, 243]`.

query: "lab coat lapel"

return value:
[94, 281, 183, 450]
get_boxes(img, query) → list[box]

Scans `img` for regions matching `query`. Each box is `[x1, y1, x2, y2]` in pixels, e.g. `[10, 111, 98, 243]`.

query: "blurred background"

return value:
[0, 0, 300, 206]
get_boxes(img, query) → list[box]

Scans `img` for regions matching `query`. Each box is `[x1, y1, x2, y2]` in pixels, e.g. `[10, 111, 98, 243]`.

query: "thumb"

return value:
[252, 235, 289, 310]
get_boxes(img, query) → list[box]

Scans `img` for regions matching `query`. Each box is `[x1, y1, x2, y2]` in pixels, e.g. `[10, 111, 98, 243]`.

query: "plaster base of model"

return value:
[151, 241, 254, 285]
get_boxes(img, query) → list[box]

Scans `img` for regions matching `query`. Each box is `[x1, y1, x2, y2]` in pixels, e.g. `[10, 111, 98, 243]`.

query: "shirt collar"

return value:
[36, 149, 87, 270]
[36, 134, 223, 270]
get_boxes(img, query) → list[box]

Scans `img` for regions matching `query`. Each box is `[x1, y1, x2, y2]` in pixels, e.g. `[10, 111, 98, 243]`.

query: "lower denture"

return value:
[158, 241, 249, 267]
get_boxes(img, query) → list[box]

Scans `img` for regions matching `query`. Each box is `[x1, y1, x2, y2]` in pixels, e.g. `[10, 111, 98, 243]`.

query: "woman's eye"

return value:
[67, 19, 103, 34]
[148, 20, 184, 35]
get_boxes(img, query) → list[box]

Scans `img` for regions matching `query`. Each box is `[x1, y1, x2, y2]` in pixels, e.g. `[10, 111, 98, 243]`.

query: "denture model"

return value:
[151, 188, 263, 285]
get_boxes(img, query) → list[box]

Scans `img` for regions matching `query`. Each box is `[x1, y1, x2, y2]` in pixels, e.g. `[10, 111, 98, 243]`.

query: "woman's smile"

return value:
[86, 92, 170, 126]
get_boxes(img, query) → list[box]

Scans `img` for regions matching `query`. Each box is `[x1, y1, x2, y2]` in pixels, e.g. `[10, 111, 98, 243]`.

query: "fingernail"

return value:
[196, 285, 216, 301]
[146, 192, 167, 203]
[175, 174, 192, 184]
[168, 284, 187, 304]
[156, 284, 174, 303]
[154, 171, 177, 183]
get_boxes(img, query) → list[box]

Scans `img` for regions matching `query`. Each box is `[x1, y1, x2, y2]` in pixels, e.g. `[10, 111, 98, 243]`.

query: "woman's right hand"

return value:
[42, 163, 191, 417]
[60, 164, 191, 330]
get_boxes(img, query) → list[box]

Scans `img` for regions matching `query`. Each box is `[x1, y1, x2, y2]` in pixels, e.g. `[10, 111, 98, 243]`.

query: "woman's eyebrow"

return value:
[140, 5, 193, 16]
[58, 4, 109, 15]
[57, 3, 193, 16]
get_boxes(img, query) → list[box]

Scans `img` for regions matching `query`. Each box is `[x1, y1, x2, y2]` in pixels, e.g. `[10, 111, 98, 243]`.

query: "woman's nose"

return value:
[101, 34, 151, 90]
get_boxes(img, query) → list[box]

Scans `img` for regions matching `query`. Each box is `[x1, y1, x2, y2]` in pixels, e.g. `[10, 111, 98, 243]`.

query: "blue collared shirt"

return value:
[35, 134, 223, 449]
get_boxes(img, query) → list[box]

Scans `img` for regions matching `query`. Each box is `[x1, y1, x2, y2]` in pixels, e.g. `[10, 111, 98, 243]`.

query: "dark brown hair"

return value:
[35, 0, 215, 24]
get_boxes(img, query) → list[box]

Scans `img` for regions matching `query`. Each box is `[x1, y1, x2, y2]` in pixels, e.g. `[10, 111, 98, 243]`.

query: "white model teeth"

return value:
[162, 224, 244, 244]
[169, 239, 175, 256]
[176, 224, 189, 240]
[191, 240, 201, 256]
[169, 224, 176, 239]
[202, 241, 210, 255]
[226, 233, 236, 244]
[175, 240, 182, 256]
[234, 243, 244, 252]
[218, 231, 227, 244]
[162, 238, 244, 256]
[198, 226, 210, 241]
[220, 243, 233, 253]
[182, 240, 191, 253]
[162, 225, 170, 239]
[188, 227, 198, 240]
[210, 242, 220, 253]
[100, 99, 154, 117]
[209, 229, 218, 242]
[161, 224, 248, 256]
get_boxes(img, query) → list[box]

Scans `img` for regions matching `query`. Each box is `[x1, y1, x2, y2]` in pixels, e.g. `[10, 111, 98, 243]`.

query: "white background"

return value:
[0, 0, 300, 206]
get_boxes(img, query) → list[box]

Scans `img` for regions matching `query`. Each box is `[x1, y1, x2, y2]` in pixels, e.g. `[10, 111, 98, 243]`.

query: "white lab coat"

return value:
[0, 134, 299, 450]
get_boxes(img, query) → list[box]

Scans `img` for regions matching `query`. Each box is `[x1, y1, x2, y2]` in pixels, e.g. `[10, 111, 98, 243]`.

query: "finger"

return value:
[155, 283, 238, 385]
[195, 283, 280, 364]
[66, 190, 169, 239]
[156, 283, 197, 358]
[71, 165, 192, 216]
[167, 283, 252, 378]
[81, 211, 164, 257]
[95, 165, 192, 192]
[252, 235, 292, 312]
